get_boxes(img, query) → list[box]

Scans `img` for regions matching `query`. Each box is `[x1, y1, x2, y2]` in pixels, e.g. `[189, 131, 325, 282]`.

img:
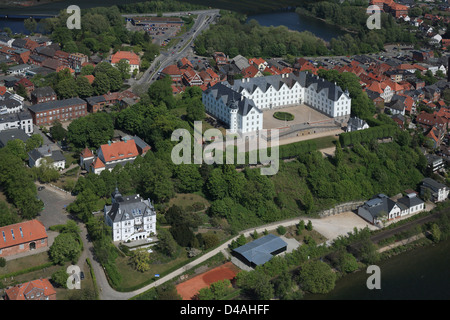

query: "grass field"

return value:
[168, 193, 210, 209]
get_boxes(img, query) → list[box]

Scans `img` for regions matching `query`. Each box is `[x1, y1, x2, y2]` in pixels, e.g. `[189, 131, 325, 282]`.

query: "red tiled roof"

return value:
[91, 157, 105, 169]
[111, 51, 140, 66]
[16, 77, 34, 88]
[83, 75, 95, 84]
[99, 140, 139, 163]
[0, 86, 6, 96]
[81, 147, 94, 158]
[241, 65, 260, 78]
[5, 278, 56, 300]
[162, 64, 181, 76]
[0, 220, 47, 250]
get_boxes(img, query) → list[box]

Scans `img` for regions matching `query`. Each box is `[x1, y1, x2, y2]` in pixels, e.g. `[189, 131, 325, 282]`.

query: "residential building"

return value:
[88, 139, 140, 174]
[111, 51, 140, 74]
[357, 194, 402, 224]
[104, 188, 157, 242]
[0, 111, 33, 134]
[28, 97, 87, 126]
[0, 128, 30, 147]
[420, 177, 449, 202]
[346, 116, 369, 132]
[31, 86, 57, 104]
[396, 193, 425, 216]
[213, 52, 228, 66]
[4, 279, 56, 300]
[28, 144, 66, 170]
[0, 90, 24, 114]
[0, 220, 48, 258]
[7, 64, 32, 75]
[426, 154, 445, 172]
[68, 53, 88, 73]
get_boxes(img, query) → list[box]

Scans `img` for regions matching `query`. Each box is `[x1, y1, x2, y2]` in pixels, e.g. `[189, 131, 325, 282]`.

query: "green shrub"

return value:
[277, 225, 287, 235]
[273, 112, 294, 121]
[0, 257, 6, 268]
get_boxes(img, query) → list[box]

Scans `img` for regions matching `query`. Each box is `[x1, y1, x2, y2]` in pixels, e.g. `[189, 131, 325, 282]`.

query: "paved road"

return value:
[93, 212, 375, 300]
[129, 9, 219, 94]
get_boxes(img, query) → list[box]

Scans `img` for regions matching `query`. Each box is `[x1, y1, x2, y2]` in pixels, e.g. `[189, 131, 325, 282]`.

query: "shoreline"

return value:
[0, 0, 63, 9]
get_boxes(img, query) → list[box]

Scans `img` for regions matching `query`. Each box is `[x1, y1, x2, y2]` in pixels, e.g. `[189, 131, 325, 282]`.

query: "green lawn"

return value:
[169, 193, 210, 209]
[0, 252, 51, 277]
[114, 250, 190, 290]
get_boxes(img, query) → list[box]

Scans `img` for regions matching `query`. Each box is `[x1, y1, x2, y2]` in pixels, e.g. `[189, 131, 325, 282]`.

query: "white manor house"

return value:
[104, 188, 156, 242]
[202, 71, 352, 133]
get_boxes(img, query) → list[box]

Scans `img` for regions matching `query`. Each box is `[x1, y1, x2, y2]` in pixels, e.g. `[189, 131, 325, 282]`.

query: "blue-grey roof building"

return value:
[232, 234, 287, 268]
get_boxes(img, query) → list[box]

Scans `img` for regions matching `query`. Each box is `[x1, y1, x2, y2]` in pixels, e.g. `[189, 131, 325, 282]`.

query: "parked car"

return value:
[80, 271, 85, 280]
[38, 186, 45, 191]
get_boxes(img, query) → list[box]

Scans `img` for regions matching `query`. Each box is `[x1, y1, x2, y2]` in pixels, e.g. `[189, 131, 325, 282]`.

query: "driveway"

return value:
[36, 183, 75, 229]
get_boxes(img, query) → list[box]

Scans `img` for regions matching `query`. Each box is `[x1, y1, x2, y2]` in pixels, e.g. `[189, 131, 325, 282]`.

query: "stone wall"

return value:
[318, 200, 364, 218]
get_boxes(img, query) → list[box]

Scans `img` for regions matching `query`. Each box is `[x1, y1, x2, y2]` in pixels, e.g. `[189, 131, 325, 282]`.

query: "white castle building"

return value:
[202, 72, 351, 133]
[104, 188, 157, 242]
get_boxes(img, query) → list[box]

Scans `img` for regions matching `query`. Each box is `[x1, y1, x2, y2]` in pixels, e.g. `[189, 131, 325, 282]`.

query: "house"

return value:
[104, 187, 157, 242]
[85, 95, 107, 113]
[28, 97, 87, 126]
[346, 116, 369, 132]
[231, 55, 250, 72]
[111, 51, 140, 74]
[213, 52, 228, 66]
[14, 77, 34, 95]
[232, 234, 287, 268]
[426, 126, 445, 148]
[420, 177, 449, 202]
[79, 147, 95, 170]
[68, 53, 88, 73]
[0, 90, 24, 114]
[426, 153, 445, 172]
[392, 113, 406, 128]
[0, 128, 30, 147]
[0, 220, 48, 258]
[357, 194, 402, 224]
[413, 50, 434, 62]
[396, 193, 425, 216]
[4, 278, 56, 300]
[31, 86, 57, 104]
[182, 67, 203, 86]
[7, 64, 32, 75]
[28, 144, 66, 170]
[161, 64, 182, 83]
[89, 139, 140, 175]
[416, 111, 447, 131]
[0, 111, 33, 134]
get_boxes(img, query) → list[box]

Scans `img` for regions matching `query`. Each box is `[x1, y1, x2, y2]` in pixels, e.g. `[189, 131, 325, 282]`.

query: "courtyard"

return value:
[263, 104, 333, 130]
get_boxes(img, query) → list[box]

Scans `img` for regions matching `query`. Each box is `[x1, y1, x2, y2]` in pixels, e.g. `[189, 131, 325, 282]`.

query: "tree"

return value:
[116, 59, 131, 79]
[130, 248, 152, 272]
[170, 224, 195, 247]
[50, 120, 68, 142]
[0, 201, 18, 227]
[198, 279, 234, 300]
[56, 77, 77, 99]
[297, 260, 336, 294]
[156, 228, 178, 257]
[306, 220, 313, 231]
[76, 76, 94, 98]
[336, 250, 359, 273]
[24, 18, 37, 33]
[93, 73, 110, 95]
[430, 223, 441, 243]
[25, 134, 43, 152]
[49, 233, 82, 265]
[148, 76, 176, 108]
[16, 83, 27, 99]
[51, 267, 69, 288]
[186, 98, 205, 123]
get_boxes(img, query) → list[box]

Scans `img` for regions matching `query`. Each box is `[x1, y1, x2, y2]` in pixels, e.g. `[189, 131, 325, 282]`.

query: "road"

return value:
[129, 9, 220, 94]
[92, 212, 377, 300]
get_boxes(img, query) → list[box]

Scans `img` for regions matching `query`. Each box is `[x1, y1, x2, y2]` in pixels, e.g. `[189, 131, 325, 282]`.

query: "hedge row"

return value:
[339, 125, 398, 147]
[86, 258, 100, 300]
[0, 261, 55, 280]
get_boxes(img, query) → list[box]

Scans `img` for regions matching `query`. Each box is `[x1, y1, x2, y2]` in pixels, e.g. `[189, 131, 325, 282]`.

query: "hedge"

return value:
[86, 258, 100, 300]
[273, 112, 295, 121]
[0, 261, 55, 280]
[339, 125, 398, 147]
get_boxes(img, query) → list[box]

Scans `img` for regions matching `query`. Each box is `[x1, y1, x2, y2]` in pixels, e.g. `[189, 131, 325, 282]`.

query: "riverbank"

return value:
[295, 7, 359, 36]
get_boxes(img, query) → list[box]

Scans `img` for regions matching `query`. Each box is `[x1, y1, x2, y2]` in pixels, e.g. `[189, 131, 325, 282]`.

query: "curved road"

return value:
[84, 214, 377, 300]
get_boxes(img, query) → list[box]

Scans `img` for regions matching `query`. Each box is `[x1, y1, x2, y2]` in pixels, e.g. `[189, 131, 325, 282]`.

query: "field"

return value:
[168, 193, 210, 209]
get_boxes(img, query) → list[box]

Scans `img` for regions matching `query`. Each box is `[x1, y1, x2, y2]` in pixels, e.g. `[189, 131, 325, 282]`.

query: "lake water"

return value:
[304, 238, 450, 300]
[246, 11, 347, 42]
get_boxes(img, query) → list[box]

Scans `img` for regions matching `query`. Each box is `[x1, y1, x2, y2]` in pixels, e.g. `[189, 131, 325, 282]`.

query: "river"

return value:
[304, 238, 450, 300]
[246, 11, 347, 42]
